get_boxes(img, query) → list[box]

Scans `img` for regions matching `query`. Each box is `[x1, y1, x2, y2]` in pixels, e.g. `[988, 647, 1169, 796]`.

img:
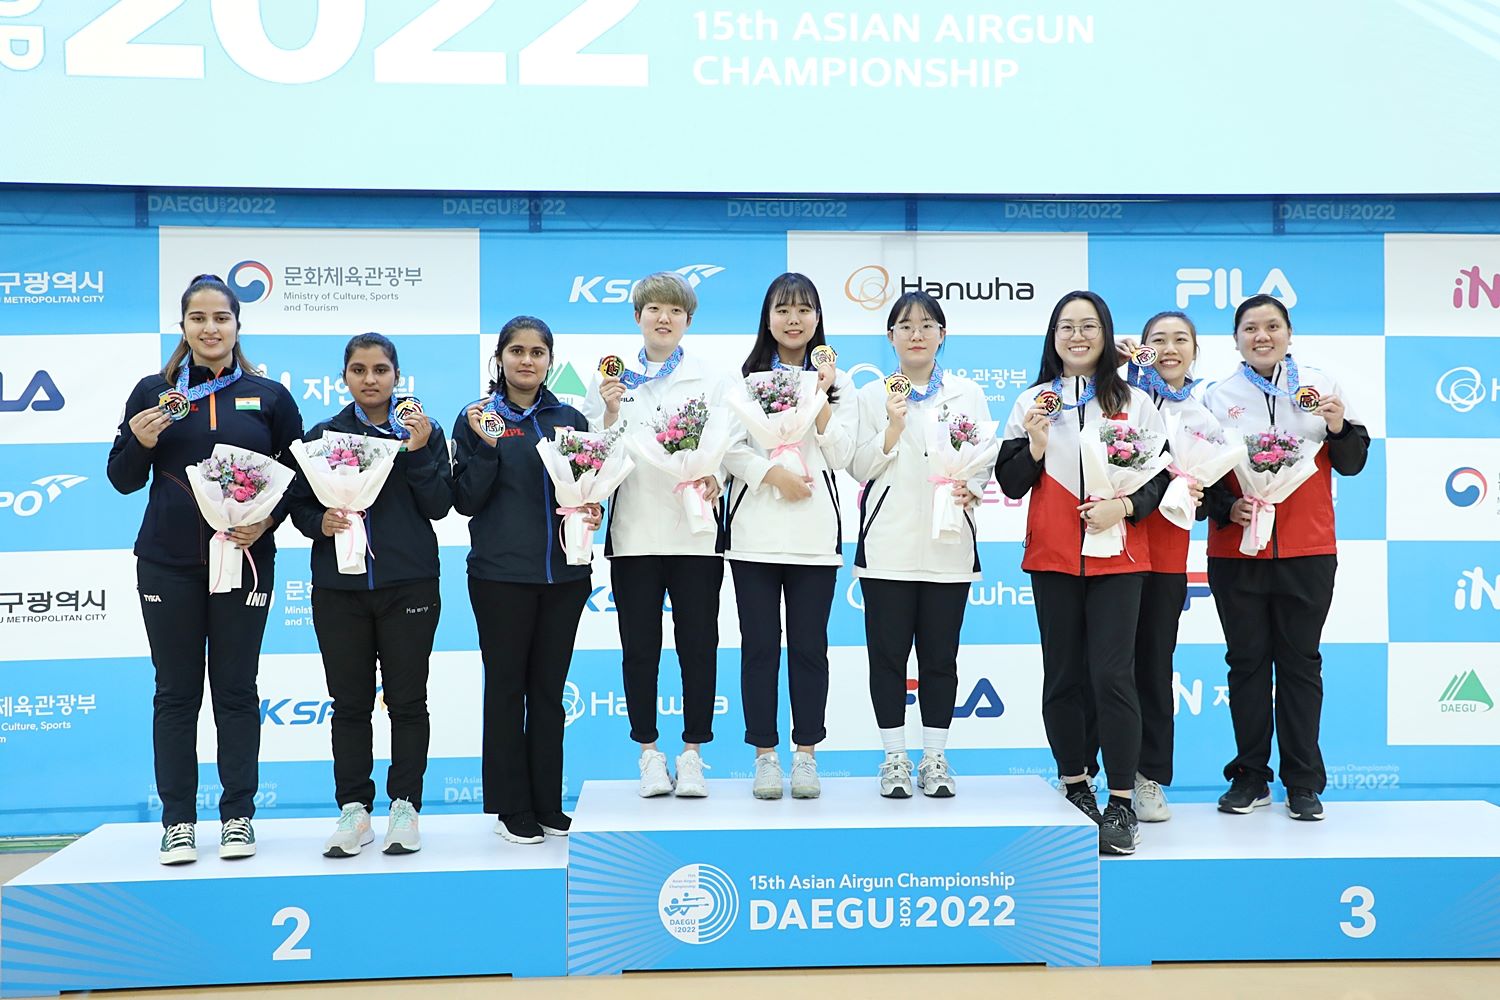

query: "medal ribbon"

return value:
[1128, 363, 1196, 402]
[486, 392, 540, 424]
[354, 397, 410, 440]
[1049, 374, 1097, 411]
[907, 363, 945, 403]
[1240, 354, 1300, 399]
[770, 353, 813, 372]
[177, 364, 241, 401]
[619, 346, 684, 389]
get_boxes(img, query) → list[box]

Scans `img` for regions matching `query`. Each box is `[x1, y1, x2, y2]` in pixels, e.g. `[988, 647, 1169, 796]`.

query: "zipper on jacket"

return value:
[209, 391, 218, 431]
[365, 508, 376, 591]
[532, 414, 556, 584]
[1263, 366, 1280, 560]
[1077, 379, 1087, 577]
[161, 469, 208, 566]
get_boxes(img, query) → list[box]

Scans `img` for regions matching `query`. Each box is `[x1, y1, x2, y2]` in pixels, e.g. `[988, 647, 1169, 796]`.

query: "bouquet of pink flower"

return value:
[1080, 420, 1171, 558]
[923, 406, 999, 543]
[634, 395, 734, 535]
[537, 425, 635, 565]
[1155, 411, 1247, 531]
[1230, 428, 1319, 555]
[183, 444, 295, 598]
[288, 431, 403, 574]
[725, 370, 827, 500]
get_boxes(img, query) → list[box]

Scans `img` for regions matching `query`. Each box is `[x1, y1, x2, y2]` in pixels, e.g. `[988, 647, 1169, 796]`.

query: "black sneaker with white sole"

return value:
[496, 812, 545, 845]
[1286, 787, 1325, 821]
[537, 811, 572, 837]
[1099, 798, 1141, 855]
[1063, 779, 1103, 824]
[1217, 775, 1272, 814]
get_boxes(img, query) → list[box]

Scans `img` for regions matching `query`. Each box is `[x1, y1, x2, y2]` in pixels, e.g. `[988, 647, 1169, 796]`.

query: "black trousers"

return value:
[137, 556, 274, 827]
[861, 578, 969, 730]
[1031, 571, 1144, 792]
[611, 555, 723, 745]
[730, 560, 836, 748]
[1135, 572, 1187, 786]
[1208, 555, 1336, 793]
[471, 576, 591, 817]
[312, 580, 440, 812]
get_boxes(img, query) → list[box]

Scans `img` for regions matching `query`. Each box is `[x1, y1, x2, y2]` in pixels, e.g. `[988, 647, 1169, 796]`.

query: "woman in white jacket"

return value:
[723, 273, 856, 801]
[582, 272, 730, 800]
[849, 290, 998, 799]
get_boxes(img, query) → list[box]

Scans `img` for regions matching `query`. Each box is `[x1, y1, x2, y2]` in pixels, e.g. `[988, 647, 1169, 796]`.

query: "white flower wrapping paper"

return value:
[1231, 436, 1321, 555]
[631, 409, 735, 536]
[1156, 411, 1249, 531]
[288, 432, 404, 574]
[923, 415, 999, 543]
[183, 443, 295, 595]
[536, 428, 636, 565]
[724, 370, 827, 501]
[1079, 424, 1172, 558]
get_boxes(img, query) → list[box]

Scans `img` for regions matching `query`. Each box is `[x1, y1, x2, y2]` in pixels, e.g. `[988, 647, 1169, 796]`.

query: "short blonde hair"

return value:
[631, 271, 697, 317]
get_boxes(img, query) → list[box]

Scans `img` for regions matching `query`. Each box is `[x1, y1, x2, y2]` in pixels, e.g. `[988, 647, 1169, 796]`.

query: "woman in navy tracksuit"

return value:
[453, 316, 600, 845]
[107, 273, 302, 865]
[286, 333, 452, 858]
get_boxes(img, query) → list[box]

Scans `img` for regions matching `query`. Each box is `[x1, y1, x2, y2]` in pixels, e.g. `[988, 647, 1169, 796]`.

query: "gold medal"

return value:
[1035, 390, 1063, 416]
[884, 373, 912, 397]
[479, 411, 505, 438]
[811, 345, 837, 368]
[1130, 345, 1159, 367]
[393, 396, 424, 422]
[1294, 386, 1321, 412]
[598, 355, 625, 379]
[158, 389, 190, 422]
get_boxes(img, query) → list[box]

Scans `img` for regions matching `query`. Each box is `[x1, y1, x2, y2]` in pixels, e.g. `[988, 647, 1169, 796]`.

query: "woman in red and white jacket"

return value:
[996, 290, 1171, 856]
[1201, 293, 1368, 823]
[850, 290, 997, 801]
[1112, 311, 1217, 824]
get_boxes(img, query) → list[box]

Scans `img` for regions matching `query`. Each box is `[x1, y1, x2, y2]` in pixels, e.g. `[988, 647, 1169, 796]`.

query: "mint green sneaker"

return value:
[383, 798, 421, 855]
[219, 817, 256, 859]
[159, 822, 196, 865]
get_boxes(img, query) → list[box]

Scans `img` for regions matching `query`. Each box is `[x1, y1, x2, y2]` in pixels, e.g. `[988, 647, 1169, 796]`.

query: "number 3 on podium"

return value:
[1339, 885, 1376, 939]
[272, 906, 313, 961]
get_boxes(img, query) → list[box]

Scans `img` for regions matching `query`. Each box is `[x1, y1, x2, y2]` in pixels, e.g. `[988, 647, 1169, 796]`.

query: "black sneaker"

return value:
[1063, 779, 1102, 824]
[1099, 798, 1140, 855]
[537, 811, 572, 837]
[1217, 775, 1272, 814]
[495, 812, 545, 845]
[1286, 787, 1325, 821]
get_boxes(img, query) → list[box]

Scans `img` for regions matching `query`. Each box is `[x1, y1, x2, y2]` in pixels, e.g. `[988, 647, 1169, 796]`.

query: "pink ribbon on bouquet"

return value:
[336, 509, 373, 566]
[555, 505, 597, 553]
[1167, 464, 1196, 484]
[1244, 496, 1276, 550]
[770, 441, 811, 479]
[1084, 491, 1136, 563]
[673, 480, 712, 521]
[927, 474, 978, 510]
[211, 529, 261, 604]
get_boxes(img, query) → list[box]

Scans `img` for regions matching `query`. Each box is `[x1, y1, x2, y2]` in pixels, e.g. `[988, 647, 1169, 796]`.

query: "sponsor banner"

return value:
[1386, 336, 1500, 439]
[0, 228, 157, 334]
[0, 188, 139, 229]
[1388, 643, 1500, 747]
[147, 190, 465, 231]
[0, 334, 160, 445]
[1089, 235, 1385, 336]
[1385, 440, 1500, 542]
[157, 227, 480, 336]
[1385, 234, 1500, 337]
[540, 196, 908, 234]
[1388, 542, 1500, 644]
[787, 231, 1087, 336]
[1330, 439, 1386, 542]
[212, 651, 484, 763]
[820, 644, 1048, 751]
[0, 445, 144, 553]
[480, 233, 785, 336]
[0, 549, 147, 662]
[917, 199, 1276, 236]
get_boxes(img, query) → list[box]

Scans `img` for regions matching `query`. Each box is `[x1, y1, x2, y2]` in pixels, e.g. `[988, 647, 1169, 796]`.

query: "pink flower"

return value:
[232, 487, 252, 502]
[656, 431, 668, 443]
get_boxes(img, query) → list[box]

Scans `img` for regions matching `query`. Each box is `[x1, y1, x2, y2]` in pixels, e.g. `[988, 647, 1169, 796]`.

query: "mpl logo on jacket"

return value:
[659, 864, 739, 945]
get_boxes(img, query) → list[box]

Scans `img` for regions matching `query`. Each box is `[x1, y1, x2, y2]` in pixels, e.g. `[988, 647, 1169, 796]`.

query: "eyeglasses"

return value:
[893, 321, 942, 335]
[1056, 322, 1102, 337]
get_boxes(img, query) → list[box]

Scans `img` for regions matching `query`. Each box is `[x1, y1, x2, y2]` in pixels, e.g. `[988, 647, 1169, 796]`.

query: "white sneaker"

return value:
[1133, 773, 1171, 823]
[752, 751, 783, 799]
[323, 803, 374, 858]
[383, 798, 421, 854]
[918, 752, 957, 798]
[638, 749, 674, 797]
[158, 822, 196, 865]
[879, 753, 914, 798]
[675, 750, 709, 797]
[790, 751, 821, 799]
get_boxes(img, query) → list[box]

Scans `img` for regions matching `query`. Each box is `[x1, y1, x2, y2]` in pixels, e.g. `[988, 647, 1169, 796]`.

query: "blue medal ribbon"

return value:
[354, 397, 410, 440]
[619, 346, 684, 389]
[770, 353, 812, 372]
[1049, 374, 1096, 411]
[1239, 354, 1300, 398]
[907, 363, 945, 403]
[486, 391, 540, 424]
[1128, 362, 1196, 402]
[177, 364, 241, 401]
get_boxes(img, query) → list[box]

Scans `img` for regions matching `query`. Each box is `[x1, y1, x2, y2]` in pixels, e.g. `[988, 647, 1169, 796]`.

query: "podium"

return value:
[566, 775, 1100, 974]
[1100, 800, 1500, 965]
[1, 815, 568, 997]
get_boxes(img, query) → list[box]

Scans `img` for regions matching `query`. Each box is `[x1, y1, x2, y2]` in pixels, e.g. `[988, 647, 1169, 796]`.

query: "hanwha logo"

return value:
[658, 863, 739, 945]
[228, 260, 274, 303]
[1436, 366, 1486, 413]
[1446, 468, 1489, 508]
[845, 264, 891, 311]
[562, 681, 586, 727]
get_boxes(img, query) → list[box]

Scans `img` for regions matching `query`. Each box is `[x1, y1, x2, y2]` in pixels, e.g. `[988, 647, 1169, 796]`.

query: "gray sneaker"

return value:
[1133, 772, 1171, 823]
[790, 751, 821, 799]
[219, 817, 256, 859]
[323, 803, 374, 858]
[159, 822, 196, 865]
[383, 798, 421, 854]
[918, 752, 957, 798]
[878, 754, 914, 798]
[752, 751, 783, 799]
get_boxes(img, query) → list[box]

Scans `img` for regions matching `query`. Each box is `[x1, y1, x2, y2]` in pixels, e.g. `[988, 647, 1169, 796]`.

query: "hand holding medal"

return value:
[598, 355, 627, 417]
[394, 397, 431, 451]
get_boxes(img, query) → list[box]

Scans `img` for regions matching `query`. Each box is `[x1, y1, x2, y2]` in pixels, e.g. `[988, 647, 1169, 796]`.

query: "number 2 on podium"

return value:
[1339, 885, 1376, 939]
[272, 906, 313, 961]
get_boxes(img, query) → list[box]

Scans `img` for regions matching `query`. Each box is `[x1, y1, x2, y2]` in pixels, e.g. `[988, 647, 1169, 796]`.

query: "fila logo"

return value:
[143, 594, 162, 603]
[0, 370, 65, 412]
[1175, 267, 1297, 310]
